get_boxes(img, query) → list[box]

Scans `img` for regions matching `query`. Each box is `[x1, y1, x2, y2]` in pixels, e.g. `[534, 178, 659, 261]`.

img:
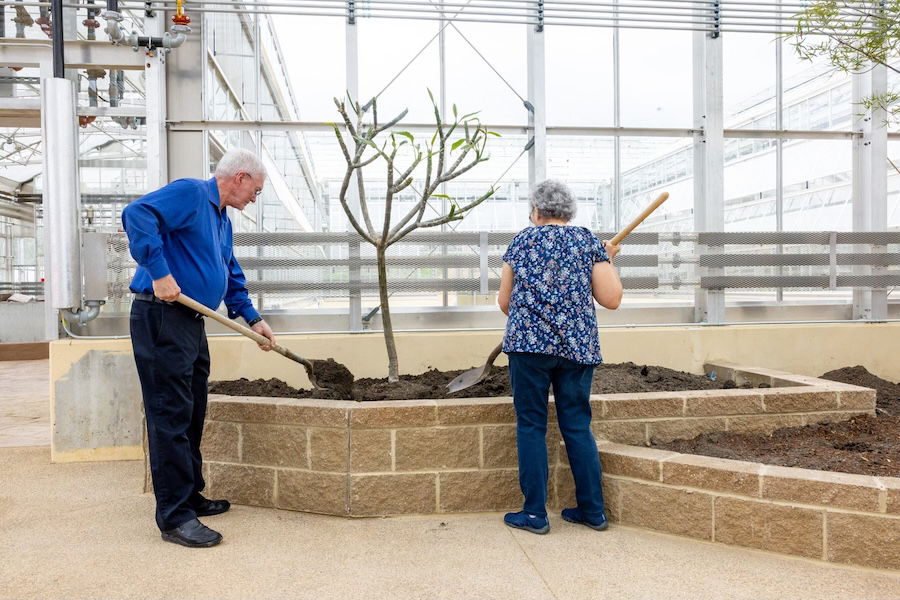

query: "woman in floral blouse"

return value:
[498, 179, 623, 535]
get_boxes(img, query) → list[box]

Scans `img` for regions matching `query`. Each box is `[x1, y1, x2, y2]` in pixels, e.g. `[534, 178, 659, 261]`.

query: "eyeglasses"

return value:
[254, 188, 263, 197]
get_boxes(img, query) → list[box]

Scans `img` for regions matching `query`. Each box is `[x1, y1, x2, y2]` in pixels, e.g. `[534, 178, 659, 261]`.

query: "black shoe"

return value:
[161, 518, 222, 548]
[193, 497, 231, 517]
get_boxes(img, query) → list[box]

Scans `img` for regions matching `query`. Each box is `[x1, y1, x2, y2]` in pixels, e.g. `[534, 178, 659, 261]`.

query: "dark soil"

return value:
[209, 361, 749, 402]
[310, 359, 354, 400]
[820, 365, 900, 416]
[653, 366, 900, 477]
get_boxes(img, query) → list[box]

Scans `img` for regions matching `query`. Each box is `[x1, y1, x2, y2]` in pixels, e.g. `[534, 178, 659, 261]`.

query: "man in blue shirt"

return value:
[123, 149, 276, 548]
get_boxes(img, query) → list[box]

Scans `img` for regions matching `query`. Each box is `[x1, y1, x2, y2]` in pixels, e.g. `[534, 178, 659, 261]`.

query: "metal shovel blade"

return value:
[446, 343, 504, 394]
[447, 365, 490, 393]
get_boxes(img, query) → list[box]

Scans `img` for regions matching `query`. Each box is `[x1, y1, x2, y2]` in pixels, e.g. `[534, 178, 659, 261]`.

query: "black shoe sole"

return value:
[561, 514, 608, 531]
[161, 532, 223, 548]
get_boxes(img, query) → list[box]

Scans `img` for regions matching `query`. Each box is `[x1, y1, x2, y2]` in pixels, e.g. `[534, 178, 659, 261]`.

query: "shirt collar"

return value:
[207, 177, 222, 211]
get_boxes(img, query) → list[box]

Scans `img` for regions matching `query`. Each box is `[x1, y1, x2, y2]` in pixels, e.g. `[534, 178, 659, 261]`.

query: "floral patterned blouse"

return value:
[502, 225, 610, 365]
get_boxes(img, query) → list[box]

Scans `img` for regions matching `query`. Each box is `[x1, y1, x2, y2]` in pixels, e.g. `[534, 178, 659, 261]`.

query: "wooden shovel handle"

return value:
[175, 294, 315, 372]
[608, 191, 669, 246]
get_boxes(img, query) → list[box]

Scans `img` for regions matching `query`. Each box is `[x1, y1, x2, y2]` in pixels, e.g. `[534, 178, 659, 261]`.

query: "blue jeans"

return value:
[508, 352, 605, 519]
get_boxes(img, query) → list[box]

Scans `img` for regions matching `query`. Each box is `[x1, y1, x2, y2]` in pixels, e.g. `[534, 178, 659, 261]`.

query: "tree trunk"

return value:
[376, 246, 399, 382]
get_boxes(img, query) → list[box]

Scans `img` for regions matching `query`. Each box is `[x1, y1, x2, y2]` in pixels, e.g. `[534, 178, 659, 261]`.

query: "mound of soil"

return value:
[209, 361, 750, 402]
[654, 415, 899, 477]
[653, 366, 900, 477]
[819, 365, 900, 416]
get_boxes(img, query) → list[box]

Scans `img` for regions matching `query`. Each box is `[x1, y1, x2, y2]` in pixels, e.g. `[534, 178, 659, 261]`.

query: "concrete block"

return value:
[242, 423, 307, 468]
[439, 470, 521, 512]
[761, 389, 839, 413]
[762, 466, 882, 512]
[684, 390, 765, 416]
[662, 455, 761, 496]
[618, 479, 714, 540]
[714, 497, 823, 559]
[349, 429, 392, 473]
[647, 418, 728, 444]
[200, 421, 240, 463]
[208, 463, 275, 508]
[277, 469, 347, 516]
[593, 420, 647, 446]
[309, 427, 349, 472]
[350, 402, 438, 429]
[599, 444, 675, 481]
[726, 415, 804, 435]
[601, 392, 684, 419]
[482, 425, 518, 469]
[436, 398, 516, 425]
[395, 427, 479, 471]
[350, 473, 436, 516]
[826, 512, 900, 570]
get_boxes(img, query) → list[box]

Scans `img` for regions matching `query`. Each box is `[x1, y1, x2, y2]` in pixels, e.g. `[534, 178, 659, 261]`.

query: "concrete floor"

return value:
[1, 359, 899, 600]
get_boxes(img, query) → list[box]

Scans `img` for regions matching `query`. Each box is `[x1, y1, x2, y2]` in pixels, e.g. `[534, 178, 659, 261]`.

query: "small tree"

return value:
[333, 93, 496, 381]
[785, 0, 900, 124]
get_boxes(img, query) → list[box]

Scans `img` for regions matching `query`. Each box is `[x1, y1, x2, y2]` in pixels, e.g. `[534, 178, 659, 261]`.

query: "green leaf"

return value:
[395, 131, 415, 143]
[487, 131, 502, 137]
[452, 104, 458, 118]
[451, 138, 467, 151]
[431, 193, 452, 200]
[430, 130, 438, 146]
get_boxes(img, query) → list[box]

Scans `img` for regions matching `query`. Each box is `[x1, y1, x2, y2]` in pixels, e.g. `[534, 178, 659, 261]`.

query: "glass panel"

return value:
[270, 16, 346, 122]
[358, 19, 442, 124]
[547, 136, 615, 229]
[545, 26, 614, 127]
[782, 47, 852, 131]
[619, 29, 692, 128]
[445, 23, 527, 126]
[724, 33, 776, 130]
[781, 139, 852, 231]
[724, 138, 777, 231]
[620, 137, 694, 231]
[889, 140, 900, 228]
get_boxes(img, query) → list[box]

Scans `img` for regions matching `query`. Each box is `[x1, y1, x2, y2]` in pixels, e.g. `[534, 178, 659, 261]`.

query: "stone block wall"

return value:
[563, 442, 900, 571]
[200, 363, 875, 518]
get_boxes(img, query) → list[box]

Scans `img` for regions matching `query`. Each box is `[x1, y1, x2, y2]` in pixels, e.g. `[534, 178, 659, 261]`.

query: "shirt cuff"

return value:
[145, 255, 171, 280]
[241, 307, 261, 324]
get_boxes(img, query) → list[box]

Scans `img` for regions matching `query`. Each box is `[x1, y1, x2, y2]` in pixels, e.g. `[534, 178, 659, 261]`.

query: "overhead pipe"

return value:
[102, 0, 190, 51]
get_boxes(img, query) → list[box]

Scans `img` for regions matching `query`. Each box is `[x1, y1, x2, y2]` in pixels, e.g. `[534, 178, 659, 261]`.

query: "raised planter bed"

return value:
[190, 362, 900, 570]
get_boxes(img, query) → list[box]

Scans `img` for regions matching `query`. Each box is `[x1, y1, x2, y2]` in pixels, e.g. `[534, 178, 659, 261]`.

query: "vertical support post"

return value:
[612, 0, 621, 231]
[253, 10, 264, 311]
[167, 4, 207, 180]
[851, 64, 888, 320]
[775, 0, 784, 303]
[346, 11, 362, 331]
[526, 23, 546, 190]
[692, 20, 724, 324]
[144, 10, 168, 189]
[439, 9, 449, 307]
[479, 231, 488, 294]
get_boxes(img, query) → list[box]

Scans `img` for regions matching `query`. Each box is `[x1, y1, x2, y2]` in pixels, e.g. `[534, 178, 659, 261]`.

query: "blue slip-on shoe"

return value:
[561, 507, 609, 531]
[504, 511, 550, 535]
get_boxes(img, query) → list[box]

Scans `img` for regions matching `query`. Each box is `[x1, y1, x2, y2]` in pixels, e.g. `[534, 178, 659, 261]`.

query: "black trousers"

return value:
[130, 299, 210, 531]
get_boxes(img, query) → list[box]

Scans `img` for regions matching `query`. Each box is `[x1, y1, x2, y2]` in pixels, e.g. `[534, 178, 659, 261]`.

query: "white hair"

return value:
[530, 179, 577, 222]
[214, 149, 266, 179]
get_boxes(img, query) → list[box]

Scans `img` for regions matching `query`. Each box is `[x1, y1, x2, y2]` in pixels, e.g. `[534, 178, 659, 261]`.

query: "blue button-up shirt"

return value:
[502, 225, 610, 365]
[122, 177, 260, 323]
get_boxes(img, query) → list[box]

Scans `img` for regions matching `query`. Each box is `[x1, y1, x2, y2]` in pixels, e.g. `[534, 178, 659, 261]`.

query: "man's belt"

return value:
[133, 293, 174, 305]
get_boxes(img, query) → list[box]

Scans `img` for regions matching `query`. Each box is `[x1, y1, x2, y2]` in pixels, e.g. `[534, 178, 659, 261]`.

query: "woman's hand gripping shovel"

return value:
[446, 191, 670, 394]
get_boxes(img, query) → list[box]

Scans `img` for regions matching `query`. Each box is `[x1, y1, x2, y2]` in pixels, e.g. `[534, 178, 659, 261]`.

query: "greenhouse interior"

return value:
[0, 0, 898, 596]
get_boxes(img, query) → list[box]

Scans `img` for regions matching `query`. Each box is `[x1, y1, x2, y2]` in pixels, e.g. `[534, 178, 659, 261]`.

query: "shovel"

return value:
[446, 191, 670, 394]
[175, 293, 326, 390]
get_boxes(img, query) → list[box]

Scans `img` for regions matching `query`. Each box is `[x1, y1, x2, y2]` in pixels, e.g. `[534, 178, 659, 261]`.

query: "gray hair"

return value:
[530, 179, 577, 222]
[214, 149, 266, 179]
